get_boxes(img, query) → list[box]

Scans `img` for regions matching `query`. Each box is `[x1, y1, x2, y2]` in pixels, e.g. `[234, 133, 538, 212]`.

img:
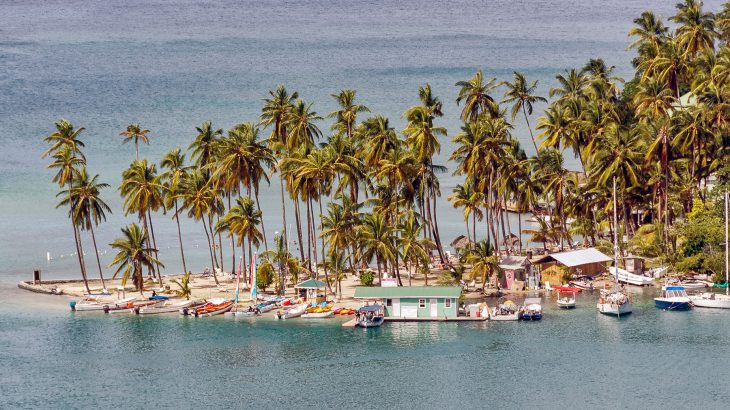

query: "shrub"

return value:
[360, 271, 374, 286]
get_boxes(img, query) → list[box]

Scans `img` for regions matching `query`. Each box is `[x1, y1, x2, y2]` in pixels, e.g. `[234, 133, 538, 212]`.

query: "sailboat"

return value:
[597, 177, 633, 317]
[690, 190, 730, 309]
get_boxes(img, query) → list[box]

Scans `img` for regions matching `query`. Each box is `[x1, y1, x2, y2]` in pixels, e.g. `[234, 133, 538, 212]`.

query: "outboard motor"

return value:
[69, 301, 77, 311]
[182, 307, 190, 316]
[103, 305, 110, 313]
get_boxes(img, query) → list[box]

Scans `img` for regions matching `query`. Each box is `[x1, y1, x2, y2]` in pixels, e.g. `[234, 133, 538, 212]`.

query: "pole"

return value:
[725, 190, 728, 296]
[613, 177, 619, 286]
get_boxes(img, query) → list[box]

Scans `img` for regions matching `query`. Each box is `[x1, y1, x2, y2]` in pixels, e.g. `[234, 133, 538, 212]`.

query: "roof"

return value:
[499, 255, 530, 270]
[359, 304, 383, 313]
[533, 248, 611, 267]
[450, 235, 473, 249]
[294, 279, 326, 289]
[354, 286, 462, 299]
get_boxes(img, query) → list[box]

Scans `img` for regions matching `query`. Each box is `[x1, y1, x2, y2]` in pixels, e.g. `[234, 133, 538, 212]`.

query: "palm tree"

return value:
[160, 148, 190, 274]
[358, 213, 396, 284]
[61, 167, 112, 290]
[172, 272, 192, 300]
[109, 223, 163, 294]
[448, 183, 483, 244]
[671, 0, 717, 58]
[465, 239, 500, 292]
[119, 160, 165, 283]
[189, 121, 223, 167]
[641, 37, 689, 100]
[327, 89, 370, 139]
[217, 197, 263, 286]
[398, 211, 432, 286]
[119, 123, 151, 161]
[43, 120, 90, 293]
[502, 72, 547, 152]
[359, 115, 398, 168]
[455, 70, 499, 122]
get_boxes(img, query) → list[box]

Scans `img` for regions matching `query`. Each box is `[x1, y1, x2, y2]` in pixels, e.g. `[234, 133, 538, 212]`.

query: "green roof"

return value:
[354, 286, 462, 299]
[295, 279, 326, 289]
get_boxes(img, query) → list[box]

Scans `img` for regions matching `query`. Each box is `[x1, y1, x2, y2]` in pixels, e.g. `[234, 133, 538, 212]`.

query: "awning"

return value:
[359, 304, 383, 313]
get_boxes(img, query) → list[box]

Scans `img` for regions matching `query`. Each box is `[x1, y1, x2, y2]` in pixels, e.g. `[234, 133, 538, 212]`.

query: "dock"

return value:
[342, 318, 358, 327]
[384, 316, 488, 322]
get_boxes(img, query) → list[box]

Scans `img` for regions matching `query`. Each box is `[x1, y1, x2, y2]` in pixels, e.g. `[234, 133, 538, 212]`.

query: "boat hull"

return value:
[137, 300, 193, 315]
[301, 311, 334, 319]
[557, 301, 576, 309]
[490, 312, 520, 321]
[689, 294, 730, 309]
[597, 302, 632, 316]
[610, 267, 654, 286]
[654, 298, 691, 310]
[357, 316, 384, 327]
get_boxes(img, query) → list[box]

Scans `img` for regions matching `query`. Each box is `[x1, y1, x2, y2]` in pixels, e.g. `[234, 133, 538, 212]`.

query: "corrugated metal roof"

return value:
[534, 248, 611, 267]
[354, 286, 462, 299]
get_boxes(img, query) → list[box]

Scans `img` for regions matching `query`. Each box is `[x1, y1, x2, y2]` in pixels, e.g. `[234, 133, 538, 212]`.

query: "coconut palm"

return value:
[502, 72, 547, 152]
[189, 121, 223, 167]
[455, 70, 499, 122]
[357, 213, 396, 284]
[398, 211, 433, 286]
[61, 167, 112, 290]
[216, 197, 262, 285]
[448, 183, 483, 244]
[160, 148, 191, 274]
[671, 0, 717, 57]
[172, 272, 192, 299]
[464, 239, 500, 291]
[327, 89, 370, 139]
[119, 123, 151, 161]
[359, 115, 398, 169]
[109, 223, 163, 294]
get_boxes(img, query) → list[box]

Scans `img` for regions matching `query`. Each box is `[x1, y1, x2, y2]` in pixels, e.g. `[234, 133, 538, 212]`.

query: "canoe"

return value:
[193, 300, 234, 317]
[136, 300, 194, 315]
[301, 311, 334, 319]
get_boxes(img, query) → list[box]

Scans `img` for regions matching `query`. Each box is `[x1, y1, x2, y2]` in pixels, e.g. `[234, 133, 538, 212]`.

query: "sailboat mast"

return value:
[725, 190, 728, 296]
[613, 177, 619, 284]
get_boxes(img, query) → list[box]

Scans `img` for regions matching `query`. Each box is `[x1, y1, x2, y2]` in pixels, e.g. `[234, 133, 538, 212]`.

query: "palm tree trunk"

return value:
[294, 198, 306, 262]
[201, 216, 220, 285]
[310, 197, 319, 273]
[278, 174, 289, 258]
[88, 220, 106, 290]
[147, 209, 163, 284]
[173, 200, 188, 274]
[518, 211, 523, 255]
[229, 194, 236, 275]
[72, 221, 91, 294]
[248, 238, 254, 291]
[317, 197, 333, 297]
[254, 185, 268, 252]
[523, 106, 539, 153]
[135, 140, 139, 161]
[430, 183, 446, 264]
[305, 197, 313, 273]
[141, 211, 155, 279]
[241, 241, 247, 289]
[472, 211, 477, 246]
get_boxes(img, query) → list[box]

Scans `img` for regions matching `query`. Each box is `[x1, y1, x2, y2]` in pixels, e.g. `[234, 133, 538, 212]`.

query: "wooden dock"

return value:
[384, 316, 488, 322]
[341, 318, 358, 327]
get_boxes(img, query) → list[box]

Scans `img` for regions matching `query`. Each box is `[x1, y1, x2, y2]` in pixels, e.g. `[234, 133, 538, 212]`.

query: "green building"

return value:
[353, 286, 462, 319]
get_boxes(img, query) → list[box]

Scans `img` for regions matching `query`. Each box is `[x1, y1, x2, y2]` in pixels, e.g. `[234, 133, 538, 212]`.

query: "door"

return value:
[392, 299, 401, 317]
[430, 298, 438, 317]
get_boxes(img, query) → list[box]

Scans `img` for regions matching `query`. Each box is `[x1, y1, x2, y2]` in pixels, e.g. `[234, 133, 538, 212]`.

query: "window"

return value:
[419, 299, 426, 308]
[385, 299, 392, 307]
[445, 298, 452, 308]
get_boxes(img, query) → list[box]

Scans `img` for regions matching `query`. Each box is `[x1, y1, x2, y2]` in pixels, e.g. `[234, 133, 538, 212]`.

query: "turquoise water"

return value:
[3, 1, 730, 407]
[3, 288, 730, 408]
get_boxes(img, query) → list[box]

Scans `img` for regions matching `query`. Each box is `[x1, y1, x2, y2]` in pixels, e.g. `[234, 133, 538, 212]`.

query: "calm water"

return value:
[2, 1, 729, 407]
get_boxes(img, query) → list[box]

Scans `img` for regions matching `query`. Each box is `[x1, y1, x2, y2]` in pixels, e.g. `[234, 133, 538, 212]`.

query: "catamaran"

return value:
[690, 191, 730, 309]
[597, 177, 633, 317]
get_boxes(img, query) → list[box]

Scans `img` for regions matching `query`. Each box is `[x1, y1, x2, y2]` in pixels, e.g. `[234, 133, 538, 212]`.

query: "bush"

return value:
[257, 260, 275, 291]
[360, 271, 374, 286]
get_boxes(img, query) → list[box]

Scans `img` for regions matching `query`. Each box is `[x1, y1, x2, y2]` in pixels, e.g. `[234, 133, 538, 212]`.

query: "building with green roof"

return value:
[353, 286, 461, 319]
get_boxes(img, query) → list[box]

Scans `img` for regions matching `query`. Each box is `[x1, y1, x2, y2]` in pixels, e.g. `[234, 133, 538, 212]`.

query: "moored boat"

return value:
[597, 288, 632, 316]
[521, 297, 542, 320]
[689, 292, 730, 309]
[356, 304, 385, 327]
[654, 286, 692, 310]
[556, 290, 576, 309]
[491, 299, 521, 321]
[568, 278, 594, 290]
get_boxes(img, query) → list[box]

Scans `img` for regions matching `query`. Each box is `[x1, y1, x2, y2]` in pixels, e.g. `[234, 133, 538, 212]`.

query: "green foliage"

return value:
[436, 271, 458, 286]
[676, 203, 724, 275]
[172, 272, 192, 300]
[359, 271, 375, 286]
[256, 260, 275, 291]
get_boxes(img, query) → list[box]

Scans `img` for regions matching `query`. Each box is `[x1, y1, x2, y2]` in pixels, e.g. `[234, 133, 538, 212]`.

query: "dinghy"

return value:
[136, 299, 194, 315]
[301, 311, 334, 318]
[275, 304, 308, 319]
[70, 296, 137, 312]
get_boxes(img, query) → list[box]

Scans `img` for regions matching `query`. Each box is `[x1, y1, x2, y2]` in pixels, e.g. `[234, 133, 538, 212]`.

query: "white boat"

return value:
[301, 311, 334, 319]
[275, 304, 308, 319]
[136, 299, 194, 315]
[597, 288, 633, 316]
[556, 291, 576, 309]
[597, 177, 633, 317]
[491, 299, 521, 321]
[71, 296, 137, 311]
[521, 297, 542, 320]
[357, 304, 385, 327]
[689, 292, 730, 309]
[610, 266, 654, 286]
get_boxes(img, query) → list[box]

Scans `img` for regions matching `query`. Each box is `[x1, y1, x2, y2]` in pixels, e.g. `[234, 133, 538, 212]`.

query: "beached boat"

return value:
[106, 299, 162, 314]
[491, 299, 521, 321]
[568, 278, 594, 290]
[521, 297, 542, 320]
[357, 304, 385, 328]
[275, 304, 308, 319]
[556, 289, 576, 309]
[655, 286, 692, 310]
[181, 299, 233, 317]
[597, 177, 633, 318]
[610, 266, 654, 286]
[136, 299, 194, 315]
[70, 296, 137, 312]
[301, 311, 334, 319]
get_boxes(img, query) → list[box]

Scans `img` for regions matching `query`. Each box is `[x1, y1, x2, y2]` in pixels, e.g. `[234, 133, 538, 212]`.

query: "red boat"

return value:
[192, 300, 234, 317]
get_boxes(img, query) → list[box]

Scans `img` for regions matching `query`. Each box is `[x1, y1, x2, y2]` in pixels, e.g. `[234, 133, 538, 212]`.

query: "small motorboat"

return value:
[654, 286, 692, 310]
[689, 292, 730, 309]
[357, 304, 385, 328]
[491, 299, 521, 321]
[556, 289, 576, 309]
[136, 299, 194, 315]
[70, 296, 137, 312]
[521, 297, 542, 320]
[568, 277, 594, 290]
[275, 304, 308, 319]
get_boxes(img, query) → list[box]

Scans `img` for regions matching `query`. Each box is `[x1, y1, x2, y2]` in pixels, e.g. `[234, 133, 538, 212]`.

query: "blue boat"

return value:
[654, 286, 692, 310]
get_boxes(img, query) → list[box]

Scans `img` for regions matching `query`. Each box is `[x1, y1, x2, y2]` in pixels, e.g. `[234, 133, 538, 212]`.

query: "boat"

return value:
[597, 176, 633, 317]
[553, 286, 582, 293]
[654, 286, 692, 310]
[556, 289, 576, 309]
[690, 191, 730, 309]
[70, 296, 137, 312]
[568, 278, 594, 290]
[610, 266, 654, 286]
[491, 299, 521, 321]
[357, 304, 385, 327]
[181, 298, 234, 317]
[256, 302, 276, 313]
[521, 297, 542, 320]
[275, 304, 308, 319]
[106, 299, 162, 314]
[136, 299, 194, 315]
[301, 311, 335, 319]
